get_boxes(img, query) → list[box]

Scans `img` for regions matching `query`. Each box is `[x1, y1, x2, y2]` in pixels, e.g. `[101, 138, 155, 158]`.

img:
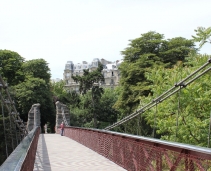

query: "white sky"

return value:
[0, 0, 211, 79]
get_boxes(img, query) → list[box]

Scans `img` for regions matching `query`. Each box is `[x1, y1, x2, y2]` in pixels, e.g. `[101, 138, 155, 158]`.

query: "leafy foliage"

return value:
[72, 63, 104, 94]
[71, 63, 104, 128]
[0, 55, 56, 132]
[0, 50, 25, 85]
[98, 88, 119, 122]
[114, 31, 195, 134]
[161, 37, 196, 66]
[50, 80, 78, 104]
[22, 59, 51, 84]
[14, 77, 55, 128]
[14, 59, 55, 132]
[192, 27, 211, 48]
[142, 54, 211, 146]
[122, 31, 166, 63]
[69, 87, 120, 129]
[0, 52, 55, 164]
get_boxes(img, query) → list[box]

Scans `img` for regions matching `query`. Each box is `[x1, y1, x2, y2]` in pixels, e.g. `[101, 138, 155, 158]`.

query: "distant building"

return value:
[63, 58, 122, 92]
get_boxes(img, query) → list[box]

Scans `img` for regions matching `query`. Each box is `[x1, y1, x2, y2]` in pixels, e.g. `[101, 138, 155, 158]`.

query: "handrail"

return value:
[0, 127, 40, 171]
[60, 126, 211, 157]
[57, 126, 211, 170]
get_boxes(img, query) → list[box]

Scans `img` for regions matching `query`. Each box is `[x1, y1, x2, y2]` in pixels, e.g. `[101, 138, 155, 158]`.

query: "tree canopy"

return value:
[192, 27, 211, 48]
[114, 31, 195, 118]
[0, 52, 56, 164]
[22, 59, 51, 84]
[0, 50, 25, 85]
[142, 54, 211, 146]
[14, 77, 55, 127]
[71, 63, 104, 128]
[0, 55, 56, 132]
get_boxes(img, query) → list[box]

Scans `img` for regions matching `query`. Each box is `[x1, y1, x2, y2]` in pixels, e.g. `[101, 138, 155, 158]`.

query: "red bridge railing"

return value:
[0, 127, 40, 171]
[57, 126, 211, 171]
[20, 127, 40, 171]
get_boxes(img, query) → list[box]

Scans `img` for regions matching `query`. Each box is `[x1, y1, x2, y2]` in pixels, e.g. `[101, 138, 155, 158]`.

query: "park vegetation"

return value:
[0, 53, 55, 164]
[0, 27, 210, 165]
[53, 27, 211, 148]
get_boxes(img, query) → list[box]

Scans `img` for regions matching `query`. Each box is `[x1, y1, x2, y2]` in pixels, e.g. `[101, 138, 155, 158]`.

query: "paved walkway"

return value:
[33, 134, 126, 171]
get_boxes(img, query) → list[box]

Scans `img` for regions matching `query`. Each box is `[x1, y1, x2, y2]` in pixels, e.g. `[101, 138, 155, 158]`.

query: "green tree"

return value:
[75, 92, 95, 127]
[97, 88, 120, 128]
[68, 88, 120, 129]
[51, 80, 73, 104]
[143, 54, 211, 146]
[0, 50, 24, 85]
[22, 59, 51, 84]
[0, 55, 56, 164]
[161, 37, 196, 66]
[72, 63, 104, 128]
[192, 26, 211, 48]
[50, 80, 81, 127]
[114, 31, 195, 134]
[15, 59, 55, 132]
[122, 31, 167, 63]
[14, 77, 55, 131]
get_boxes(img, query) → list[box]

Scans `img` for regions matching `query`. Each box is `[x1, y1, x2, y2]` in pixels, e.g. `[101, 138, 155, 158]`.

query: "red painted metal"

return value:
[56, 127, 211, 171]
[20, 127, 40, 171]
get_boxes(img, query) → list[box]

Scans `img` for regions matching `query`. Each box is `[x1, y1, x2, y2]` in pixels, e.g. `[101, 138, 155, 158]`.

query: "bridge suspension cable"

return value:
[0, 74, 28, 159]
[104, 58, 211, 130]
[61, 106, 69, 126]
[0, 88, 8, 157]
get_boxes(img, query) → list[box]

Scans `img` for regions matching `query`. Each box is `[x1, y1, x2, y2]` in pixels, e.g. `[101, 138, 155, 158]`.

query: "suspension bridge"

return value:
[0, 59, 211, 171]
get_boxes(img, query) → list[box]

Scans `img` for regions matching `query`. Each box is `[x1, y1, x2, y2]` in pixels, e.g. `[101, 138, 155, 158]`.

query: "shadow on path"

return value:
[33, 134, 52, 171]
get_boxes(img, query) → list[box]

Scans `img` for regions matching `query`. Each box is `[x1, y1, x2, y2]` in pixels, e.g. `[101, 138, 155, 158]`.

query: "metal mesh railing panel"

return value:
[57, 127, 211, 171]
[20, 127, 40, 171]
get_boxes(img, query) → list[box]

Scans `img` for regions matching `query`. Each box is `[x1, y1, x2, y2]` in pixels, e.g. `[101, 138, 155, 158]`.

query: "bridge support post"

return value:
[55, 101, 70, 129]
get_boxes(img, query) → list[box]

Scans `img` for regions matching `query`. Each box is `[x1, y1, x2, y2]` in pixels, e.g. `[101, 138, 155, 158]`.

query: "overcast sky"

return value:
[0, 0, 210, 79]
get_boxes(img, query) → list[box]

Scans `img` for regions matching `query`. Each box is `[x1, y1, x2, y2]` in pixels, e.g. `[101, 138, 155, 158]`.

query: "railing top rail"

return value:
[0, 127, 40, 171]
[64, 126, 211, 156]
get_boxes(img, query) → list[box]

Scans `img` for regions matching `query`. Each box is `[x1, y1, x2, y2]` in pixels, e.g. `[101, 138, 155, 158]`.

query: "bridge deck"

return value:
[33, 134, 126, 171]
